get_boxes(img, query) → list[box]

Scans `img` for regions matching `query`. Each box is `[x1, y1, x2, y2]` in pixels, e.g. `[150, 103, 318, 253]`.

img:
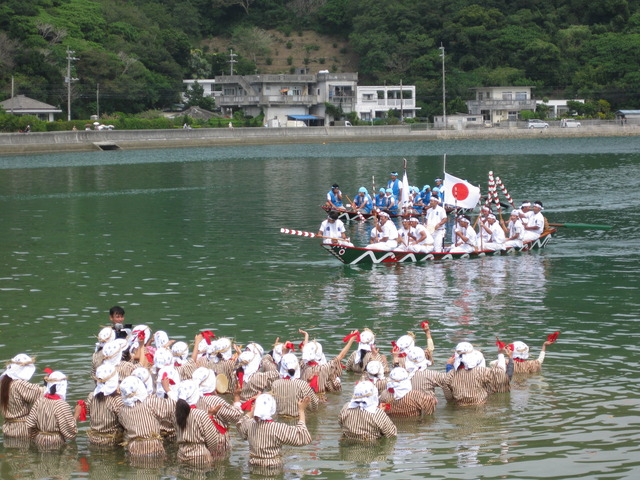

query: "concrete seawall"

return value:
[1, 124, 639, 155]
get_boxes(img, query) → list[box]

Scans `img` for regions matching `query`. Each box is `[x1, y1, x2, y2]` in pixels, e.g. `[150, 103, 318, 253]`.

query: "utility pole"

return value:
[400, 79, 404, 123]
[439, 44, 446, 129]
[96, 83, 100, 118]
[229, 49, 237, 76]
[65, 47, 79, 121]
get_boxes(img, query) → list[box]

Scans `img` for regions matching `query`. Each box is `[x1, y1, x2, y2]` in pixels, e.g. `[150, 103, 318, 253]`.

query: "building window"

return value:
[502, 92, 512, 100]
[515, 92, 528, 100]
[508, 111, 517, 121]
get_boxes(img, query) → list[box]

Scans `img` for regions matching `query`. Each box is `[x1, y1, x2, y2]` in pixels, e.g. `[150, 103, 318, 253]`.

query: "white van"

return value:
[560, 119, 581, 128]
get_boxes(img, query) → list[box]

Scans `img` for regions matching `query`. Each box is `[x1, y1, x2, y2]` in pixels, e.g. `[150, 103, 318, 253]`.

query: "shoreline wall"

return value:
[1, 124, 639, 155]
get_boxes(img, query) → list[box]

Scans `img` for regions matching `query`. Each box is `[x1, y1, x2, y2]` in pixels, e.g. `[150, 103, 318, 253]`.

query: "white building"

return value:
[183, 72, 418, 125]
[536, 99, 585, 118]
[466, 86, 537, 123]
[354, 85, 420, 121]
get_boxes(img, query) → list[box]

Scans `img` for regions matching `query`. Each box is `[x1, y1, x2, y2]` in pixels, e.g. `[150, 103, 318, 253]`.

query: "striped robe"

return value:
[269, 378, 319, 417]
[513, 355, 544, 374]
[197, 394, 243, 450]
[237, 416, 312, 467]
[410, 369, 448, 395]
[240, 371, 279, 402]
[26, 397, 77, 449]
[1, 379, 42, 438]
[357, 376, 388, 395]
[84, 393, 124, 446]
[301, 357, 343, 394]
[345, 351, 390, 374]
[338, 405, 397, 440]
[117, 397, 173, 456]
[378, 390, 437, 417]
[213, 359, 237, 394]
[442, 366, 510, 406]
[175, 408, 221, 465]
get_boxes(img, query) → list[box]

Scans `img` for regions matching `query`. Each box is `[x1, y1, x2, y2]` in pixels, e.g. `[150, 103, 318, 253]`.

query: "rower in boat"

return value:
[522, 201, 545, 243]
[478, 213, 506, 251]
[367, 212, 398, 250]
[326, 183, 343, 210]
[449, 215, 477, 253]
[318, 210, 353, 247]
[501, 210, 525, 249]
[352, 187, 373, 214]
[424, 195, 447, 251]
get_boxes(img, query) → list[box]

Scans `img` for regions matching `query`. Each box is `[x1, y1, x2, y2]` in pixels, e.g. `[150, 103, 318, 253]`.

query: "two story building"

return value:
[354, 85, 420, 121]
[466, 86, 537, 124]
[184, 72, 418, 125]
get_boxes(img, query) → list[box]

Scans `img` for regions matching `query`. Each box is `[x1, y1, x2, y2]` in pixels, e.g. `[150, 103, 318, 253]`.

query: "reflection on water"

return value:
[1, 139, 640, 479]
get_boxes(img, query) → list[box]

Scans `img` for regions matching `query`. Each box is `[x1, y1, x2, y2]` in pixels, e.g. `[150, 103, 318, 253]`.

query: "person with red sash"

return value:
[174, 379, 223, 466]
[237, 393, 312, 471]
[192, 366, 242, 451]
[26, 370, 77, 449]
[270, 353, 318, 417]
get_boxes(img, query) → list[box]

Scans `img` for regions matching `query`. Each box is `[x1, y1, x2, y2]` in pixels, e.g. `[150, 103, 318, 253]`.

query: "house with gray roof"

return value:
[0, 95, 62, 121]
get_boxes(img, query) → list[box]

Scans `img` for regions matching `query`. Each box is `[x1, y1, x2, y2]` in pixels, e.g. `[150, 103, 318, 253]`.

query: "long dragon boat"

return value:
[321, 228, 557, 265]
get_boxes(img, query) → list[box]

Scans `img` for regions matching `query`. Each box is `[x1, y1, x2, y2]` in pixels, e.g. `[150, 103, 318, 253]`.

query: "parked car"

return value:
[561, 118, 581, 128]
[528, 119, 549, 129]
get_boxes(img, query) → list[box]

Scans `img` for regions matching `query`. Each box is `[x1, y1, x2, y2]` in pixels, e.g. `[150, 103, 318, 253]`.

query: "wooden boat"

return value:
[321, 228, 557, 265]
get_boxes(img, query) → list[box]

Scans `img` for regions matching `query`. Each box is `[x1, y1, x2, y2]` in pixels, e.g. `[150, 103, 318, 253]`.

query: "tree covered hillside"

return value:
[1, 0, 640, 119]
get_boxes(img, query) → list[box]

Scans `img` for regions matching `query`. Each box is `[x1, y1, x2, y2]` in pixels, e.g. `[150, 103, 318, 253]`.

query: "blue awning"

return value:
[287, 115, 321, 120]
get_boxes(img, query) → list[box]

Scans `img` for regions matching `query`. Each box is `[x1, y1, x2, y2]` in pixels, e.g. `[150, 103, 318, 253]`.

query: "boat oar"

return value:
[280, 228, 347, 241]
[548, 222, 612, 230]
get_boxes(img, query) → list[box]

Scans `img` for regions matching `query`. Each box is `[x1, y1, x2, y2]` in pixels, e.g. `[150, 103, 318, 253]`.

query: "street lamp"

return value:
[439, 44, 446, 129]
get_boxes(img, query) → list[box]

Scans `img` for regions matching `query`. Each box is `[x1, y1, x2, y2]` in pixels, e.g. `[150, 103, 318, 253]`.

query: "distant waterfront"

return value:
[1, 123, 639, 155]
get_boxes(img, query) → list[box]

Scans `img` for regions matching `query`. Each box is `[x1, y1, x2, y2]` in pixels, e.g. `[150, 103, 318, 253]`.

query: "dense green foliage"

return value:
[2, 0, 640, 121]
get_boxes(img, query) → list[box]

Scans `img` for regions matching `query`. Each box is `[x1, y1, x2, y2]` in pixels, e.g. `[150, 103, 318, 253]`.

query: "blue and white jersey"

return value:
[354, 194, 373, 214]
[327, 189, 343, 208]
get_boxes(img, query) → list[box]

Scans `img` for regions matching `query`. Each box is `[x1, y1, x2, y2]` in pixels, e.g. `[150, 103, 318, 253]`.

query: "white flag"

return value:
[442, 172, 481, 209]
[401, 170, 411, 211]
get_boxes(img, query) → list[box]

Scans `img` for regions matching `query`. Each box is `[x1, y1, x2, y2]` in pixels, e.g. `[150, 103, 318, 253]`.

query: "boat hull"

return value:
[322, 229, 556, 265]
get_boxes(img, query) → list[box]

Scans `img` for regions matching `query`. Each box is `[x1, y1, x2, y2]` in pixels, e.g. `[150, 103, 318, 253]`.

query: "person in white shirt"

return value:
[394, 217, 412, 251]
[521, 201, 545, 242]
[424, 195, 447, 251]
[478, 214, 506, 251]
[368, 212, 398, 250]
[407, 217, 434, 253]
[318, 211, 353, 246]
[449, 215, 477, 253]
[501, 210, 524, 248]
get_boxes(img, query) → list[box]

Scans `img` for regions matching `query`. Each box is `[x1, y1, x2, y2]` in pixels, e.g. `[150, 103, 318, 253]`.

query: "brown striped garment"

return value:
[1, 379, 42, 438]
[378, 390, 437, 417]
[237, 416, 312, 467]
[175, 407, 222, 466]
[91, 351, 104, 378]
[84, 392, 124, 446]
[115, 361, 136, 380]
[338, 404, 397, 440]
[261, 355, 279, 373]
[442, 366, 510, 406]
[345, 351, 390, 374]
[197, 394, 243, 450]
[26, 397, 77, 449]
[145, 395, 177, 440]
[117, 398, 170, 456]
[301, 357, 343, 394]
[410, 369, 448, 395]
[176, 360, 198, 380]
[213, 359, 237, 393]
[240, 371, 280, 402]
[513, 358, 543, 374]
[269, 378, 319, 417]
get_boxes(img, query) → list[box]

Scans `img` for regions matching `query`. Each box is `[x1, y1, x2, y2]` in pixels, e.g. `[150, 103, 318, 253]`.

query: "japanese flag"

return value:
[442, 172, 481, 209]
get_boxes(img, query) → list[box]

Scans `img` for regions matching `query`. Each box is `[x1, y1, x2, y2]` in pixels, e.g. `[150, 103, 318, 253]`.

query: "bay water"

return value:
[0, 136, 639, 479]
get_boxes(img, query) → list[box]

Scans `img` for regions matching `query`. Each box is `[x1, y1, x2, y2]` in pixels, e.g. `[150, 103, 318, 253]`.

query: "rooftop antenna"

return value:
[229, 49, 237, 76]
